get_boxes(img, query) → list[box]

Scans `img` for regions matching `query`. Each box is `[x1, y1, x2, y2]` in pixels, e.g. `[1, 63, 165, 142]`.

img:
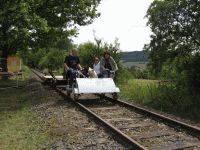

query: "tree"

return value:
[104, 38, 122, 65]
[145, 0, 200, 92]
[78, 38, 122, 69]
[39, 48, 64, 71]
[145, 0, 200, 75]
[0, 1, 33, 72]
[0, 0, 101, 72]
[78, 42, 102, 68]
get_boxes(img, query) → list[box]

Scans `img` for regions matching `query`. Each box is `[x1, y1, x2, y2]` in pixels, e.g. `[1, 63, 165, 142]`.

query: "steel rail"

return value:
[31, 69, 147, 149]
[55, 88, 147, 150]
[32, 68, 200, 137]
[31, 68, 200, 149]
[104, 96, 200, 137]
[31, 69, 45, 81]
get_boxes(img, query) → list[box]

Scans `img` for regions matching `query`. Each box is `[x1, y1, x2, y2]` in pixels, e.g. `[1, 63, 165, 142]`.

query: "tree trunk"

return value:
[2, 49, 8, 72]
[1, 21, 9, 79]
[1, 49, 8, 80]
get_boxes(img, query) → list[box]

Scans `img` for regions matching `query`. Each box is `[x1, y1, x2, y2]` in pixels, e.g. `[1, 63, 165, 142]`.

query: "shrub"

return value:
[39, 48, 64, 71]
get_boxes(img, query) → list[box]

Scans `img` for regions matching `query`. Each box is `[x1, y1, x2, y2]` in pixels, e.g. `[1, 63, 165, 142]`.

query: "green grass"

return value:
[0, 105, 47, 150]
[119, 79, 158, 104]
[0, 67, 47, 150]
[119, 79, 200, 122]
[0, 65, 31, 88]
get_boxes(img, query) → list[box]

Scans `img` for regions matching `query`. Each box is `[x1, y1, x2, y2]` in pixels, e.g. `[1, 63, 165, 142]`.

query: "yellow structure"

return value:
[7, 55, 21, 72]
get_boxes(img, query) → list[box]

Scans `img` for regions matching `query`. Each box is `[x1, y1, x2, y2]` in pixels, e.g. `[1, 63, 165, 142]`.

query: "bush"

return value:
[161, 53, 200, 94]
[78, 39, 122, 69]
[39, 48, 64, 71]
[116, 67, 134, 84]
[19, 48, 65, 73]
[119, 78, 200, 121]
[78, 42, 103, 68]
[150, 81, 200, 120]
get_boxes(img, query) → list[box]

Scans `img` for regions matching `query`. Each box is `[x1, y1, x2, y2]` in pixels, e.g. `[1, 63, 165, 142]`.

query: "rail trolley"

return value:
[47, 69, 120, 100]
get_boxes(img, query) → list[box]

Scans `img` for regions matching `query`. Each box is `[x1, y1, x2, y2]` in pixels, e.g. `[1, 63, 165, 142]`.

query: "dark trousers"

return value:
[66, 68, 80, 79]
[102, 69, 115, 78]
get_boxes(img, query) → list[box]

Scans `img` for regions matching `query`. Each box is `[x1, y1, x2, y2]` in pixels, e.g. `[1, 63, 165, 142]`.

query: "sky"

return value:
[73, 0, 153, 52]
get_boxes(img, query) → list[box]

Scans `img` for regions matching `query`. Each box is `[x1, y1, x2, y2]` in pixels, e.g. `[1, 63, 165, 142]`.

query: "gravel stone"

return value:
[29, 75, 127, 150]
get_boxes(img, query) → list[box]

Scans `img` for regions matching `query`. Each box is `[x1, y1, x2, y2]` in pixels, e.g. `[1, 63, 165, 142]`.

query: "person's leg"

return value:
[67, 68, 74, 87]
[108, 70, 111, 78]
[64, 69, 68, 79]
[102, 70, 109, 78]
[71, 69, 77, 79]
[98, 73, 102, 78]
[114, 71, 117, 82]
[67, 68, 72, 78]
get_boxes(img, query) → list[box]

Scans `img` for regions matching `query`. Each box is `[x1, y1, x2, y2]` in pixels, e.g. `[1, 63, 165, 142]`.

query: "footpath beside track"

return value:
[32, 69, 200, 150]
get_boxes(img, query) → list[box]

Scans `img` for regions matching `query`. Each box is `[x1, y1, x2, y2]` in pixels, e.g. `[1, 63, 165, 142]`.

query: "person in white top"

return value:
[93, 57, 101, 77]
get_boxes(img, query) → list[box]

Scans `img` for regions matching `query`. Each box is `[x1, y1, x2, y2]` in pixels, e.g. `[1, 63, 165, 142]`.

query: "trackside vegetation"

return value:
[0, 67, 48, 149]
[142, 0, 200, 121]
[115, 0, 200, 121]
[118, 79, 200, 121]
[118, 0, 200, 121]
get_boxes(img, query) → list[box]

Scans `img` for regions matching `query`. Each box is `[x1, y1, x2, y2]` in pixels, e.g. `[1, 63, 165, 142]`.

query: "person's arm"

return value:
[77, 64, 83, 70]
[110, 57, 118, 71]
[64, 63, 69, 70]
[96, 62, 101, 74]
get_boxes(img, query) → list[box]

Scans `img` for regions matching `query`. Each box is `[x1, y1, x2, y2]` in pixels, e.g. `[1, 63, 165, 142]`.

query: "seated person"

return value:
[100, 51, 118, 78]
[64, 48, 83, 80]
[93, 57, 101, 77]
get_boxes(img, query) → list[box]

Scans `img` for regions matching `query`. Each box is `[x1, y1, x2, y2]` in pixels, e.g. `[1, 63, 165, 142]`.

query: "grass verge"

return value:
[118, 79, 158, 104]
[118, 79, 200, 122]
[0, 67, 47, 150]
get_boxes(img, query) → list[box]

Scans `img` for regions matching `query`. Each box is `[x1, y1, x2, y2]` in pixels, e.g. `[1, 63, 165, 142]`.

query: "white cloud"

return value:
[73, 0, 153, 51]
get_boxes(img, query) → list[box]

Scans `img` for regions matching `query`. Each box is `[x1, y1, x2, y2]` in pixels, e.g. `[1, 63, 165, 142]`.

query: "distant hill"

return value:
[121, 51, 149, 62]
[121, 51, 149, 69]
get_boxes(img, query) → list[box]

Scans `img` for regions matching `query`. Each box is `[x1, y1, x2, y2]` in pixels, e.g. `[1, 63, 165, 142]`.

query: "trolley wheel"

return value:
[112, 93, 119, 100]
[99, 93, 105, 98]
[51, 80, 56, 88]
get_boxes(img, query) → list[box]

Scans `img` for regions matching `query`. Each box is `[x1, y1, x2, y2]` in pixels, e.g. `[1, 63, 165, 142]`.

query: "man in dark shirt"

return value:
[64, 48, 83, 79]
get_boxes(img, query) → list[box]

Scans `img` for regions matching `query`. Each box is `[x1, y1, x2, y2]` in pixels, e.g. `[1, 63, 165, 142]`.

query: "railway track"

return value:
[32, 69, 200, 150]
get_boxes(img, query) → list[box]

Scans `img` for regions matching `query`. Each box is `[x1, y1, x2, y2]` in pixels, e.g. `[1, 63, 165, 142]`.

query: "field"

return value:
[122, 61, 148, 69]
